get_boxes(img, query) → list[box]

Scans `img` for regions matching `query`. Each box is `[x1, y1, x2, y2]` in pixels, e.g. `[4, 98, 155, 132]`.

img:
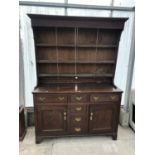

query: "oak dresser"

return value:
[28, 14, 127, 143]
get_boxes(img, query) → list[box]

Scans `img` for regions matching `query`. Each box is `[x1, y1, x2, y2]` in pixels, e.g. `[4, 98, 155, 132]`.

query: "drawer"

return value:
[70, 105, 87, 114]
[90, 94, 120, 102]
[35, 94, 67, 103]
[70, 125, 87, 134]
[70, 113, 87, 134]
[70, 114, 87, 125]
[70, 94, 88, 103]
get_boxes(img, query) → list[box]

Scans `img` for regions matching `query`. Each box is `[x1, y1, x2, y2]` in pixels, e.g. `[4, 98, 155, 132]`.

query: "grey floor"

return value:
[19, 126, 134, 155]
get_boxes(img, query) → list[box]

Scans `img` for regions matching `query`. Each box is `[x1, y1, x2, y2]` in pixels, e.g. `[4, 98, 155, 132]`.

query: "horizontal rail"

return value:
[19, 1, 135, 12]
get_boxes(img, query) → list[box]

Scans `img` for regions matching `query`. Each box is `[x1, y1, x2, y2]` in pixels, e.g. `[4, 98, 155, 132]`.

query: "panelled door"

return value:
[36, 105, 68, 135]
[89, 103, 118, 133]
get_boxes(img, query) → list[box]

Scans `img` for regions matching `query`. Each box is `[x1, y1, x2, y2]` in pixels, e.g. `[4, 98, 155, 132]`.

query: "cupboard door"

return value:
[37, 105, 67, 135]
[89, 104, 117, 133]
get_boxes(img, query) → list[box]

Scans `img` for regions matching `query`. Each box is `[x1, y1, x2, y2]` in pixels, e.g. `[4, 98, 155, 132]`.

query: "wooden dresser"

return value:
[28, 14, 127, 143]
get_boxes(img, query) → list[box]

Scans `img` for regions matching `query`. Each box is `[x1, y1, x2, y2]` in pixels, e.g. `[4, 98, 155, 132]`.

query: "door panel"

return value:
[37, 105, 67, 135]
[89, 104, 117, 133]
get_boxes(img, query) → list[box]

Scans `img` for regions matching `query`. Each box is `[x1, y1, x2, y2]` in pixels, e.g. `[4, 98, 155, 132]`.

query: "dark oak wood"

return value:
[36, 105, 67, 135]
[28, 14, 127, 29]
[89, 103, 118, 133]
[19, 106, 26, 141]
[28, 14, 127, 143]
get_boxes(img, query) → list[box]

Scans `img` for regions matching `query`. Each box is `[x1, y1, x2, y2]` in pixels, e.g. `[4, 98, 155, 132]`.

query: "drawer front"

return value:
[70, 94, 88, 103]
[35, 94, 67, 103]
[70, 114, 87, 125]
[90, 94, 120, 102]
[69, 114, 87, 134]
[70, 105, 87, 114]
[70, 126, 86, 134]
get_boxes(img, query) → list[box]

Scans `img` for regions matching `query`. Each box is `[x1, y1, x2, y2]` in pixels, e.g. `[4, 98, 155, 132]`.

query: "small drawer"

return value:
[90, 94, 120, 102]
[70, 125, 87, 134]
[70, 105, 87, 114]
[70, 94, 88, 103]
[35, 94, 67, 103]
[70, 115, 86, 125]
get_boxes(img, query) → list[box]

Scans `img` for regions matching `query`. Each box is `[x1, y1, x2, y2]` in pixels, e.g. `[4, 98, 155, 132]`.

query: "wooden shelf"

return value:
[36, 44, 74, 47]
[36, 44, 117, 48]
[37, 60, 115, 64]
[39, 73, 113, 78]
[77, 45, 117, 48]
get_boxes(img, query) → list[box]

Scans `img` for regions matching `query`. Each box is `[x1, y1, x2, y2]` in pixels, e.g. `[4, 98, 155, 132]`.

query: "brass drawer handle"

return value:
[75, 96, 82, 101]
[58, 96, 65, 101]
[75, 117, 81, 122]
[39, 97, 45, 101]
[110, 95, 117, 100]
[74, 127, 81, 132]
[75, 107, 82, 111]
[64, 112, 67, 115]
[93, 96, 99, 101]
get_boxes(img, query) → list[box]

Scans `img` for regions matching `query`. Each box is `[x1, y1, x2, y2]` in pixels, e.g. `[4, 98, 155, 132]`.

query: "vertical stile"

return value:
[75, 28, 77, 79]
[95, 29, 99, 78]
[55, 27, 59, 81]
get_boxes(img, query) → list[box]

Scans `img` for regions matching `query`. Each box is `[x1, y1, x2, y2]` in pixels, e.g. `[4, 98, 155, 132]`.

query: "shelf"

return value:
[38, 73, 113, 78]
[36, 44, 117, 48]
[36, 44, 74, 47]
[37, 60, 115, 64]
[77, 45, 117, 48]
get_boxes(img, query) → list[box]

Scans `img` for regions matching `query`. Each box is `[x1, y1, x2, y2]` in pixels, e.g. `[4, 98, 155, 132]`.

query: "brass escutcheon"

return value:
[64, 116, 67, 120]
[90, 112, 93, 120]
[90, 112, 93, 116]
[90, 116, 93, 120]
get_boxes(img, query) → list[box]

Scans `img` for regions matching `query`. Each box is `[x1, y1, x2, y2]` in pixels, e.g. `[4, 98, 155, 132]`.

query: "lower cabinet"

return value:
[34, 94, 121, 143]
[89, 104, 117, 133]
[37, 105, 68, 135]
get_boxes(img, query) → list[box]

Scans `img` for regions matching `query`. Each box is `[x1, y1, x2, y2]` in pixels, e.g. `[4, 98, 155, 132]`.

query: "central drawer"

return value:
[35, 94, 67, 103]
[70, 94, 88, 103]
[70, 114, 87, 125]
[70, 125, 87, 134]
[69, 105, 87, 114]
